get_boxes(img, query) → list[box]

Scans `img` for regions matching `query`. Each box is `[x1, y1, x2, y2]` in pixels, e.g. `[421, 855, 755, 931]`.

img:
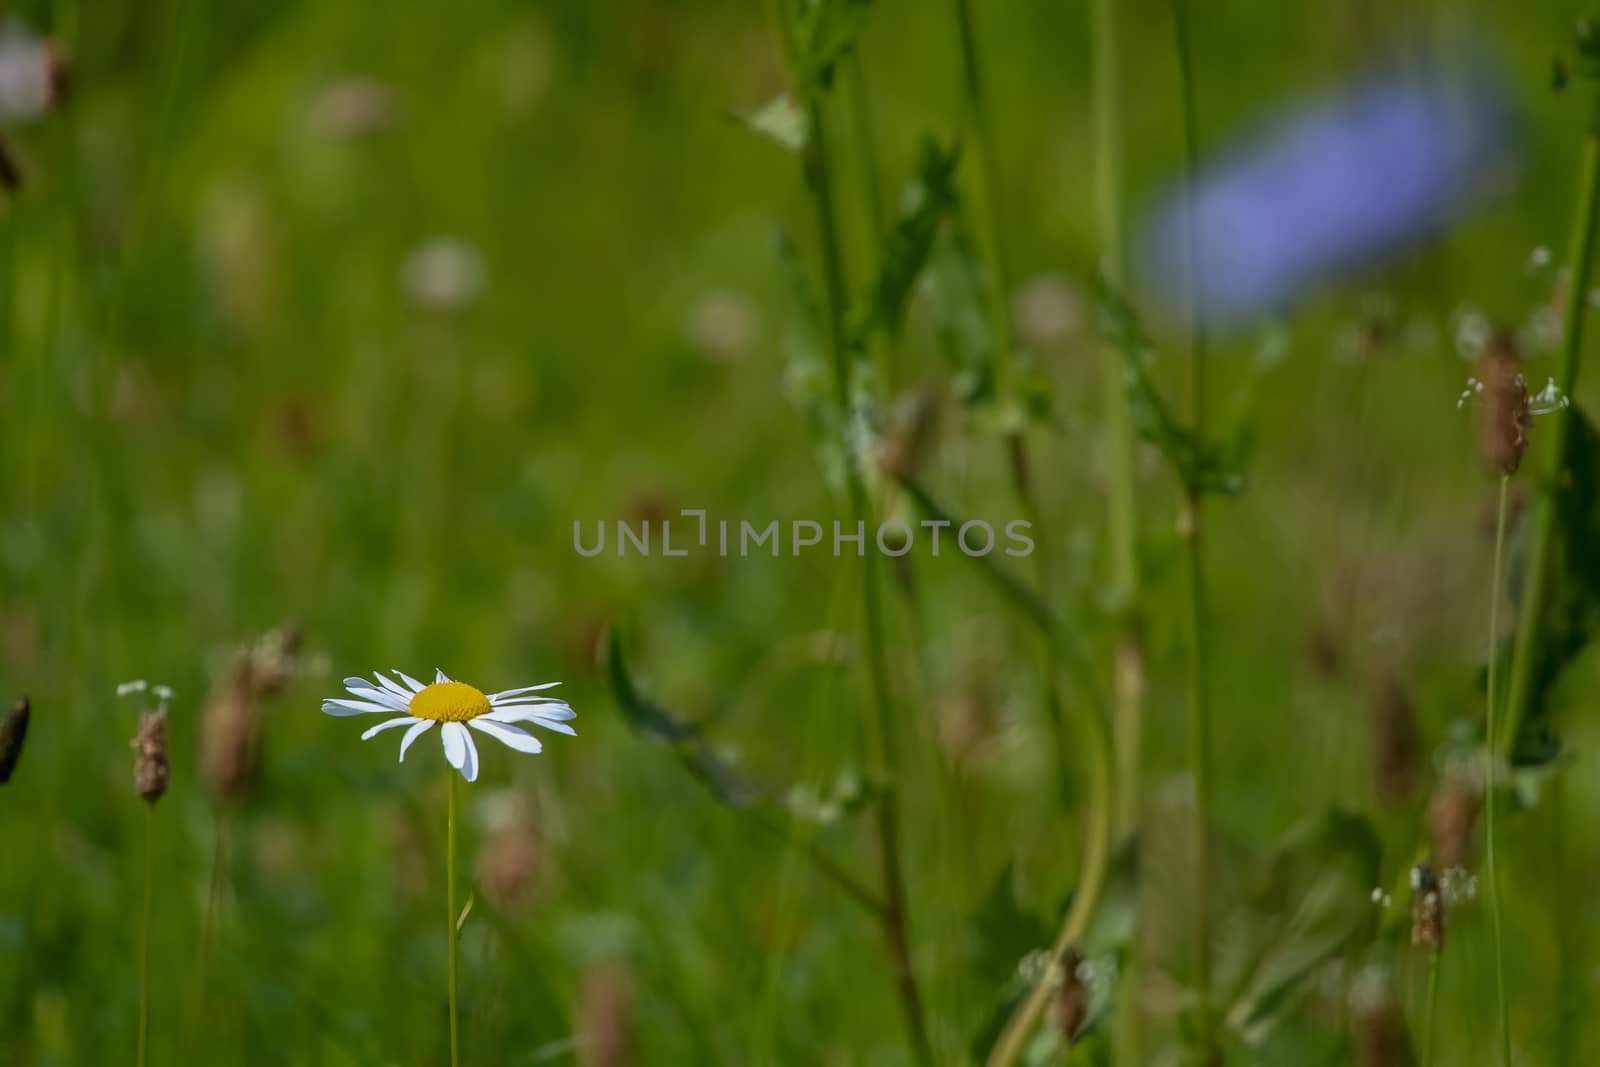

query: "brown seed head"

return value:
[1475, 332, 1531, 476]
[0, 696, 30, 783]
[1050, 948, 1088, 1045]
[132, 710, 169, 804]
[476, 809, 542, 912]
[1369, 661, 1421, 806]
[1410, 865, 1444, 949]
[1350, 969, 1412, 1067]
[1426, 773, 1481, 870]
[201, 662, 260, 805]
[577, 963, 634, 1067]
[875, 386, 939, 483]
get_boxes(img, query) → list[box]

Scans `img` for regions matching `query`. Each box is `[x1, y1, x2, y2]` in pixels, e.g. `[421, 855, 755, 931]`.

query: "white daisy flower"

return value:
[323, 669, 574, 782]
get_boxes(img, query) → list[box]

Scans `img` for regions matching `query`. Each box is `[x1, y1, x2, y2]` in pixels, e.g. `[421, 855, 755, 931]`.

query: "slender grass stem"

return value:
[1092, 0, 1143, 849]
[950, 0, 1073, 808]
[137, 805, 153, 1067]
[447, 770, 461, 1067]
[197, 815, 226, 1014]
[800, 80, 936, 1067]
[1502, 90, 1600, 756]
[1422, 945, 1441, 1067]
[1485, 475, 1511, 1067]
[1167, 1, 1216, 1057]
[985, 695, 1114, 1067]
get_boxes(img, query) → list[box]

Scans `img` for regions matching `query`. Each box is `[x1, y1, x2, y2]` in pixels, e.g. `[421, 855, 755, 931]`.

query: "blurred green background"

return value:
[4, 0, 1600, 1063]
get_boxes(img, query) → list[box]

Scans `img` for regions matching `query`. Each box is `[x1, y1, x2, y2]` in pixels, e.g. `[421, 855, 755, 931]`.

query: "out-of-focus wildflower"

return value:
[1348, 964, 1412, 1067]
[402, 237, 486, 311]
[937, 672, 999, 765]
[0, 696, 28, 783]
[684, 288, 760, 362]
[120, 682, 175, 805]
[0, 20, 67, 123]
[308, 76, 397, 140]
[1013, 273, 1083, 354]
[475, 789, 541, 911]
[577, 963, 634, 1067]
[322, 670, 574, 783]
[1140, 66, 1514, 329]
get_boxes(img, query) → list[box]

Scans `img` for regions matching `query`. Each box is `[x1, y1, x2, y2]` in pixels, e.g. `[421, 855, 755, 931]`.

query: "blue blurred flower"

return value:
[1139, 65, 1516, 329]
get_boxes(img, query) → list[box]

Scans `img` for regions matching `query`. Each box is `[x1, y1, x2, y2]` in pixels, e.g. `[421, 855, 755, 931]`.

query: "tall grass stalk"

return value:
[1484, 474, 1512, 1066]
[1422, 944, 1442, 1067]
[137, 805, 153, 1067]
[950, 0, 1075, 810]
[447, 770, 462, 1067]
[1093, 0, 1142, 844]
[1501, 93, 1600, 755]
[776, 6, 933, 1057]
[1167, 0, 1217, 1057]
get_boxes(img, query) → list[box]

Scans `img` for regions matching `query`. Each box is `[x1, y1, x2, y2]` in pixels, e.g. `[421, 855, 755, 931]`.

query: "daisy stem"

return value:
[447, 769, 461, 1067]
[137, 804, 153, 1067]
[1422, 943, 1441, 1067]
[1500, 91, 1600, 758]
[1168, 0, 1217, 1058]
[1486, 474, 1511, 1067]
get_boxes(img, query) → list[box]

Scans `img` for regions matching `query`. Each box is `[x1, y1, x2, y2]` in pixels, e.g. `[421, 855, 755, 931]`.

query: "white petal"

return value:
[483, 707, 577, 735]
[441, 722, 479, 782]
[361, 716, 421, 740]
[468, 718, 543, 754]
[393, 669, 427, 693]
[488, 682, 562, 702]
[485, 703, 575, 722]
[323, 698, 396, 716]
[371, 672, 414, 701]
[436, 668, 448, 682]
[398, 720, 434, 761]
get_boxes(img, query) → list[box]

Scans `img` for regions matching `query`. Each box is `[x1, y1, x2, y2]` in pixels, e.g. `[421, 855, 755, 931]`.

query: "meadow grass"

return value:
[5, 2, 1600, 1065]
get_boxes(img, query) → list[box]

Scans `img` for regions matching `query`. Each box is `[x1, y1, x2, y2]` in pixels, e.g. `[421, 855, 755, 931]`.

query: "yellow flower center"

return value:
[409, 681, 491, 722]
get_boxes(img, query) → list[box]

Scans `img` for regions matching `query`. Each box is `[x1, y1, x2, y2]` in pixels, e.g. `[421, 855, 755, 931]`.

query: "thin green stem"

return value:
[198, 816, 225, 1009]
[138, 805, 153, 1067]
[1486, 475, 1511, 1067]
[950, 0, 1073, 808]
[984, 678, 1115, 1067]
[1422, 945, 1441, 1067]
[799, 73, 935, 1067]
[1169, 0, 1215, 1057]
[447, 770, 461, 1067]
[1502, 91, 1600, 756]
[1092, 0, 1142, 849]
[951, 0, 1015, 403]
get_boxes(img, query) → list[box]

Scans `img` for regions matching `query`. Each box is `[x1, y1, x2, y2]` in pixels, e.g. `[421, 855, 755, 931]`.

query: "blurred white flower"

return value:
[0, 21, 64, 124]
[323, 669, 574, 782]
[309, 76, 397, 139]
[402, 237, 486, 311]
[1012, 273, 1082, 353]
[684, 288, 760, 362]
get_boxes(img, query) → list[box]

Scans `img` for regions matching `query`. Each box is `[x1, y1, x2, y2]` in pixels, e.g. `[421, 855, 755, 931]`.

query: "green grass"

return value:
[5, 1, 1600, 1064]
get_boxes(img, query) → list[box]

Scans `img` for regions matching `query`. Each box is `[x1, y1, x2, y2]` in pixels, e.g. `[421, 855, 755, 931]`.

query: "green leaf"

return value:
[734, 94, 809, 153]
[1221, 809, 1382, 1043]
[796, 0, 874, 90]
[852, 138, 961, 350]
[1509, 407, 1600, 762]
[604, 628, 767, 808]
[1095, 273, 1253, 496]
